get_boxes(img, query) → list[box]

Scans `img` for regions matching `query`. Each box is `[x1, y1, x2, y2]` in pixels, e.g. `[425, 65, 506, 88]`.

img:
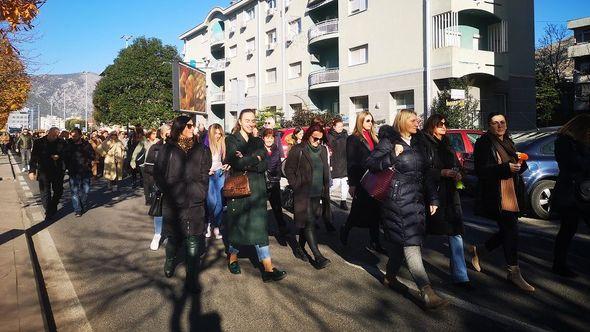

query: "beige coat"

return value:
[98, 139, 126, 181]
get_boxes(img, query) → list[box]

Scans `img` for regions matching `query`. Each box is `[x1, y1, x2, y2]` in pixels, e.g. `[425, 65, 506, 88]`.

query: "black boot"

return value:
[304, 227, 331, 269]
[185, 235, 200, 293]
[164, 237, 177, 278]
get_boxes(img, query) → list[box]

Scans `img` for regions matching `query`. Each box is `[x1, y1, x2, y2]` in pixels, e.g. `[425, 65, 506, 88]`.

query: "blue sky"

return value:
[21, 0, 590, 75]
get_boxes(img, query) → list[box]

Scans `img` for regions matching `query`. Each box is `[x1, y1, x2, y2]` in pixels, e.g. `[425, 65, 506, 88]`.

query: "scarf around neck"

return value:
[177, 136, 193, 153]
[487, 132, 517, 164]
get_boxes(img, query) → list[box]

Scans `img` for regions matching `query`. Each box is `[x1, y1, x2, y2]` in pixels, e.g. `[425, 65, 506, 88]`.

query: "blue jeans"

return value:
[449, 235, 469, 283]
[153, 216, 163, 236]
[228, 244, 271, 261]
[69, 175, 90, 214]
[207, 169, 225, 227]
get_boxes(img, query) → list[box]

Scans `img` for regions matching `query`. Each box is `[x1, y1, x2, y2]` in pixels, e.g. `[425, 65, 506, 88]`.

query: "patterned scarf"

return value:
[177, 136, 193, 153]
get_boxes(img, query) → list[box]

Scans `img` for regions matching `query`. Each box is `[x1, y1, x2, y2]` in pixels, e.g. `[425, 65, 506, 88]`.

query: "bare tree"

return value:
[536, 23, 574, 82]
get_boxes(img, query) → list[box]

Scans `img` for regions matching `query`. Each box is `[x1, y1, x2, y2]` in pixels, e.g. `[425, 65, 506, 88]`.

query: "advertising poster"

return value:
[172, 61, 206, 114]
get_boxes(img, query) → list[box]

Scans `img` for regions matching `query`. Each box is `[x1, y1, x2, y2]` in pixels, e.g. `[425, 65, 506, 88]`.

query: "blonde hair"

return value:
[394, 109, 418, 136]
[559, 114, 590, 146]
[352, 111, 378, 144]
[208, 123, 226, 159]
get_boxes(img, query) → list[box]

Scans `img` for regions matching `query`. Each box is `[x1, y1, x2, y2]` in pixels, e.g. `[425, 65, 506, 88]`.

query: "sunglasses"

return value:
[265, 121, 272, 125]
[186, 123, 194, 129]
[364, 119, 373, 123]
[311, 136, 322, 142]
[436, 122, 447, 128]
[490, 121, 506, 127]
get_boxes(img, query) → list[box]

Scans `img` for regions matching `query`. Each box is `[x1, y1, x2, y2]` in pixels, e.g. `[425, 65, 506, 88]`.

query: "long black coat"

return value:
[284, 143, 332, 228]
[346, 134, 380, 228]
[29, 136, 67, 177]
[423, 133, 464, 236]
[327, 129, 348, 178]
[155, 141, 211, 237]
[473, 134, 527, 219]
[366, 126, 439, 246]
[65, 139, 95, 177]
[551, 134, 590, 214]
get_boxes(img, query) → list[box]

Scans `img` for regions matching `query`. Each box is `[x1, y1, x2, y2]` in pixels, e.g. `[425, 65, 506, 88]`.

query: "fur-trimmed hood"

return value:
[377, 125, 400, 141]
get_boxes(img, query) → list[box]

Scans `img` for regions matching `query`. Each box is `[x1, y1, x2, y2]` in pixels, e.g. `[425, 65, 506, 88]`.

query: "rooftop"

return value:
[567, 16, 590, 30]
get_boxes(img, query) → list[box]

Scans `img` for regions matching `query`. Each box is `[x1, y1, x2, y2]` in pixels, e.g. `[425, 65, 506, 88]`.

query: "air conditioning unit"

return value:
[267, 43, 276, 51]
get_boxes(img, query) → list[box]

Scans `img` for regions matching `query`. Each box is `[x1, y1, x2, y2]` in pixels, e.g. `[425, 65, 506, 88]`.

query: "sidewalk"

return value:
[0, 154, 45, 331]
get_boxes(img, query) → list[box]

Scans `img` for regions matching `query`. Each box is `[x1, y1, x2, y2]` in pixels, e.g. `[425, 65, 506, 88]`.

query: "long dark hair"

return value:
[302, 124, 326, 145]
[169, 115, 192, 142]
[232, 109, 256, 134]
[424, 114, 447, 135]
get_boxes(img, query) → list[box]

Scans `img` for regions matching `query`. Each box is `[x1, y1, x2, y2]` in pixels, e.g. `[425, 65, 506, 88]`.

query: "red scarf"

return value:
[362, 130, 374, 151]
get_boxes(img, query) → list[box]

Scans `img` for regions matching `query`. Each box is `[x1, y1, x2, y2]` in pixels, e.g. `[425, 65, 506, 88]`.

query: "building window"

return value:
[266, 68, 277, 83]
[267, 29, 277, 45]
[247, 74, 256, 88]
[349, 0, 367, 15]
[289, 18, 302, 36]
[349, 44, 368, 66]
[351, 95, 368, 113]
[245, 7, 255, 21]
[267, 0, 276, 9]
[246, 38, 256, 54]
[229, 44, 237, 58]
[289, 62, 302, 79]
[392, 90, 414, 111]
[290, 103, 302, 113]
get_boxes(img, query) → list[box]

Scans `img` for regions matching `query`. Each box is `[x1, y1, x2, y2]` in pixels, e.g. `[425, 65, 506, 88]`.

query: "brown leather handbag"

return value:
[223, 172, 251, 198]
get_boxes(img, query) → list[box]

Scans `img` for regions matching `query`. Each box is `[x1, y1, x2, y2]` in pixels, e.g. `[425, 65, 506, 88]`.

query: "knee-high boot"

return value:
[185, 235, 200, 293]
[304, 227, 331, 269]
[164, 236, 177, 278]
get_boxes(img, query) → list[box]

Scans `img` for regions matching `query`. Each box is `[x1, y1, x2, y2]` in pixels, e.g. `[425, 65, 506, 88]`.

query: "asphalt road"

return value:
[13, 155, 590, 332]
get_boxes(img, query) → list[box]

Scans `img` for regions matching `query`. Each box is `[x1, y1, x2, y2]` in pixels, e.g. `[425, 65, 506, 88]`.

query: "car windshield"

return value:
[512, 131, 554, 144]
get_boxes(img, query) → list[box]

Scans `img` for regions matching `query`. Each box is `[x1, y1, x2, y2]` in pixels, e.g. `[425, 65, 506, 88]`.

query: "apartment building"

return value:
[7, 108, 31, 130]
[179, 0, 536, 131]
[568, 17, 590, 113]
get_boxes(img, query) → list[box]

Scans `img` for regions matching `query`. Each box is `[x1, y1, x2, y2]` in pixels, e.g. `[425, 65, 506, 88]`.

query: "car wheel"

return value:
[530, 180, 555, 220]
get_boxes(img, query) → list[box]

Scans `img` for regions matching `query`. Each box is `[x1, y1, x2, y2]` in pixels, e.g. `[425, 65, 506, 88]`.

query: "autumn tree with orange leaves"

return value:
[0, 0, 44, 129]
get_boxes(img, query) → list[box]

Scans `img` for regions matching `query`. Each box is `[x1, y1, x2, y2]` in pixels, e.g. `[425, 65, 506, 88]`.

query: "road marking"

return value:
[342, 260, 551, 332]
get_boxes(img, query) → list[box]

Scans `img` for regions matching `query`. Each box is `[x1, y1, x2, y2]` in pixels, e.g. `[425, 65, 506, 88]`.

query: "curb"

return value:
[8, 152, 93, 332]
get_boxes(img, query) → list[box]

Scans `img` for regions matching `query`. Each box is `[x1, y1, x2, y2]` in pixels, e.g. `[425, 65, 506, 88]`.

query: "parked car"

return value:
[513, 127, 560, 220]
[446, 129, 484, 191]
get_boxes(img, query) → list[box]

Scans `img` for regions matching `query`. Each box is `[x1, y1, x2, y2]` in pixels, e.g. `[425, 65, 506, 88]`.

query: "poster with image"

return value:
[173, 61, 206, 113]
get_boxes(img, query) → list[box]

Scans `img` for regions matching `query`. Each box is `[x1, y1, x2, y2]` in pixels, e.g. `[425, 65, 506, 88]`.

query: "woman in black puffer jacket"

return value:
[155, 116, 211, 293]
[366, 109, 446, 310]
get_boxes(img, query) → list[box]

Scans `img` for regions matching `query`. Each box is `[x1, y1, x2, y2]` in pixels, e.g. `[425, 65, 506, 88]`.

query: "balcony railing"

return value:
[308, 19, 338, 43]
[210, 92, 225, 103]
[209, 60, 227, 72]
[308, 68, 339, 87]
[210, 32, 225, 46]
[307, 0, 336, 12]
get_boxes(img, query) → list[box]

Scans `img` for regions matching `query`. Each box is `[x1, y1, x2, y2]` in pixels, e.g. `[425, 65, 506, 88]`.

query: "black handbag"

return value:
[148, 145, 172, 217]
[281, 185, 294, 212]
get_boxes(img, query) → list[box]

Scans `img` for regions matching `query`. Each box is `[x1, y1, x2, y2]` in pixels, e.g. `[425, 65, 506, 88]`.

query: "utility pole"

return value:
[281, 0, 287, 120]
[63, 92, 66, 126]
[84, 71, 88, 132]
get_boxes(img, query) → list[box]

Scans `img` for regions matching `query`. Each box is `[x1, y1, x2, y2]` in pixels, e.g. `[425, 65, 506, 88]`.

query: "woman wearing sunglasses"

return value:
[422, 114, 472, 288]
[284, 124, 332, 269]
[340, 111, 386, 254]
[155, 116, 211, 293]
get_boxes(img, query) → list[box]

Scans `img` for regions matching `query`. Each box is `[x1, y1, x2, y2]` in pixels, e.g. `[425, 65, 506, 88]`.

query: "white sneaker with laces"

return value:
[205, 225, 211, 238]
[150, 234, 161, 251]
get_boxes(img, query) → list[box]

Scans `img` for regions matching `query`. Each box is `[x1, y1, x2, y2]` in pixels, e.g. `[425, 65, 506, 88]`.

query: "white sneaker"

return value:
[205, 225, 211, 238]
[150, 234, 161, 251]
[213, 227, 222, 240]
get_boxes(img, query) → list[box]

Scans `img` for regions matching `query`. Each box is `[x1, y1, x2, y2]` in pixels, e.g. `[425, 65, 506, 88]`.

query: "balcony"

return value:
[307, 0, 336, 12]
[308, 68, 339, 90]
[431, 0, 506, 19]
[569, 43, 590, 58]
[431, 47, 508, 81]
[210, 92, 225, 105]
[308, 19, 338, 46]
[209, 59, 227, 73]
[210, 32, 225, 49]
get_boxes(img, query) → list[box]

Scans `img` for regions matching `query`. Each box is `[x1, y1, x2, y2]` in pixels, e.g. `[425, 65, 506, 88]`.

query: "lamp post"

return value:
[84, 71, 88, 132]
[121, 35, 133, 48]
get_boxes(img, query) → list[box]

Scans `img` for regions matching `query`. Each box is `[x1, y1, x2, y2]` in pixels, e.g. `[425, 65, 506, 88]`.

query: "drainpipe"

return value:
[257, 2, 262, 111]
[281, 0, 287, 119]
[424, 0, 432, 120]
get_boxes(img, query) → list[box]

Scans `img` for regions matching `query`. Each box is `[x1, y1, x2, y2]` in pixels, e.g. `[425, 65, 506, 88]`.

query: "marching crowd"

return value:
[9, 110, 590, 310]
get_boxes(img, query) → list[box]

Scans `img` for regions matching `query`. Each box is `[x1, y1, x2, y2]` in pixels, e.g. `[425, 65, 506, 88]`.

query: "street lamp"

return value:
[83, 71, 88, 132]
[120, 35, 133, 48]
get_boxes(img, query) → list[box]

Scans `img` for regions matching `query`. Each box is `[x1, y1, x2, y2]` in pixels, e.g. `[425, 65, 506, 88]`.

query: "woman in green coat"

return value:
[225, 109, 286, 283]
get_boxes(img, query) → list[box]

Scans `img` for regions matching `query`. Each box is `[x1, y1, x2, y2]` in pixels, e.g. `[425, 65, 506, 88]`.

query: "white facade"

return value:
[7, 108, 30, 130]
[40, 115, 65, 131]
[180, 0, 536, 130]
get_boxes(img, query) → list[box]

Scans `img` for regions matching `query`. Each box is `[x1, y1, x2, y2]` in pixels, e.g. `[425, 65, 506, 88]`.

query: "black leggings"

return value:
[267, 182, 286, 230]
[484, 211, 519, 266]
[299, 198, 324, 259]
[554, 209, 589, 266]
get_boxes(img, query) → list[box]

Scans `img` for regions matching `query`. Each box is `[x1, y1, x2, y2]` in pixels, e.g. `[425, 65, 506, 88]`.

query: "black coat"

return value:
[366, 126, 439, 246]
[423, 133, 464, 236]
[551, 134, 590, 214]
[327, 129, 348, 178]
[155, 141, 211, 237]
[473, 133, 527, 219]
[29, 136, 67, 177]
[264, 143, 282, 183]
[346, 133, 380, 228]
[284, 143, 332, 228]
[65, 139, 95, 177]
